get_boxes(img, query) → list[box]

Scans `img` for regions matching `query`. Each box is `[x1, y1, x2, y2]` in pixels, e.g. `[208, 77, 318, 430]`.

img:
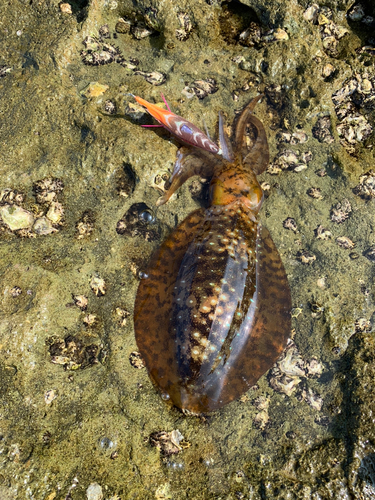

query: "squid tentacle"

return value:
[156, 147, 222, 207]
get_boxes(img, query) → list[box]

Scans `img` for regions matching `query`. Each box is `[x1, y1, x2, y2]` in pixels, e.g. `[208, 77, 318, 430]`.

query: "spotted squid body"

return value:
[134, 95, 291, 414]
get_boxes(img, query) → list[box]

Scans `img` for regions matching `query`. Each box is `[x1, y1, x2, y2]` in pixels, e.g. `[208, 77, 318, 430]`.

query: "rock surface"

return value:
[0, 0, 374, 498]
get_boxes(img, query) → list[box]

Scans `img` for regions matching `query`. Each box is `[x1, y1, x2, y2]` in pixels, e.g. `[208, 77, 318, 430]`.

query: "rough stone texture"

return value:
[0, 0, 374, 498]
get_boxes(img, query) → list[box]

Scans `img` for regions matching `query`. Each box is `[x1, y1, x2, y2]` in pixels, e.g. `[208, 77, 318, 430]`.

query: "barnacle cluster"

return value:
[116, 8, 161, 40]
[276, 130, 308, 145]
[315, 225, 332, 240]
[116, 202, 160, 241]
[176, 12, 194, 41]
[268, 341, 323, 410]
[46, 334, 101, 370]
[267, 148, 312, 174]
[330, 198, 352, 223]
[149, 430, 189, 456]
[312, 116, 334, 144]
[0, 178, 64, 237]
[219, 4, 288, 49]
[80, 26, 166, 85]
[134, 70, 166, 86]
[81, 35, 123, 66]
[303, 4, 349, 57]
[75, 210, 95, 239]
[332, 73, 374, 154]
[151, 171, 170, 194]
[252, 396, 270, 430]
[353, 170, 375, 199]
[115, 307, 130, 327]
[192, 79, 218, 99]
[129, 351, 145, 369]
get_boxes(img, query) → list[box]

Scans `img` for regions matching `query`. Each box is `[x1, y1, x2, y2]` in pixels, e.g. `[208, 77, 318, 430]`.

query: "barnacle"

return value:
[192, 78, 218, 99]
[330, 199, 352, 223]
[353, 170, 375, 199]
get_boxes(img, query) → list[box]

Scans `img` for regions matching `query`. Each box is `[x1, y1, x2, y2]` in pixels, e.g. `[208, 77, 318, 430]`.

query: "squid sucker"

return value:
[133, 95, 291, 414]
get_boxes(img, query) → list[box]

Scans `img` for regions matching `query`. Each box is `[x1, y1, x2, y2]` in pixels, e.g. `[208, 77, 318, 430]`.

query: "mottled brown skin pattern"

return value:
[134, 96, 291, 413]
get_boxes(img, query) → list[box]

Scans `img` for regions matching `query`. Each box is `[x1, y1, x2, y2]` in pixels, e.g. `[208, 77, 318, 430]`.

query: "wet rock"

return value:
[347, 4, 365, 22]
[115, 163, 137, 197]
[125, 101, 147, 121]
[81, 82, 109, 98]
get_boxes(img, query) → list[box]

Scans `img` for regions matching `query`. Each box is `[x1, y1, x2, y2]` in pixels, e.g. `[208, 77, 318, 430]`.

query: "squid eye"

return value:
[181, 124, 193, 135]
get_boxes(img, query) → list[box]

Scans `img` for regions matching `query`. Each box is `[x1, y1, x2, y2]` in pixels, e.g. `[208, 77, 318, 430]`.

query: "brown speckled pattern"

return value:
[134, 97, 291, 413]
